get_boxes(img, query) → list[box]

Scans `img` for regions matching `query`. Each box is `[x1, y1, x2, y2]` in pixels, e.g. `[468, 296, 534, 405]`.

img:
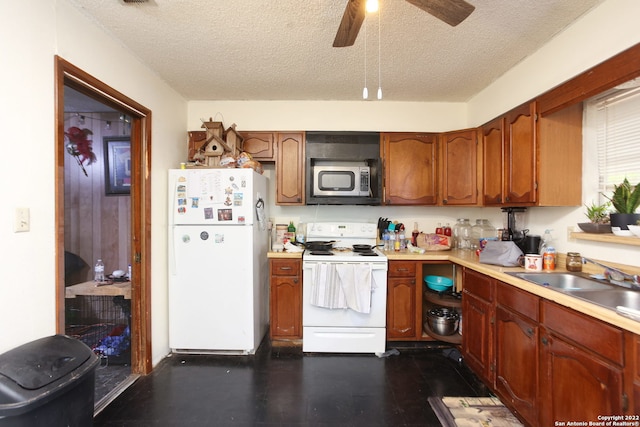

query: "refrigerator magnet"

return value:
[218, 209, 232, 221]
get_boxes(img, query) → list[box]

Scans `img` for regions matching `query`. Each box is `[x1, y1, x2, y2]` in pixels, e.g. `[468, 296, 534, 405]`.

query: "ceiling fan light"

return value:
[377, 87, 382, 100]
[366, 0, 379, 13]
[363, 87, 369, 99]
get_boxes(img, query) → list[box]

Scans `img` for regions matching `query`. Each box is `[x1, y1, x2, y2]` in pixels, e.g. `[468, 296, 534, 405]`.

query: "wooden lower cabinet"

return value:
[461, 269, 494, 384]
[269, 259, 302, 340]
[462, 270, 633, 426]
[387, 261, 418, 340]
[495, 283, 539, 426]
[539, 301, 626, 425]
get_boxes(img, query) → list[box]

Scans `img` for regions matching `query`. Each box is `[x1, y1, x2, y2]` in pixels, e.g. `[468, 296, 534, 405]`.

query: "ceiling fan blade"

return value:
[333, 0, 366, 48]
[405, 0, 475, 27]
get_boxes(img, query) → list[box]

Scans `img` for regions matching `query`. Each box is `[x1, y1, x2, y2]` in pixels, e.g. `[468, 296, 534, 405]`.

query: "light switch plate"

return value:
[14, 207, 29, 232]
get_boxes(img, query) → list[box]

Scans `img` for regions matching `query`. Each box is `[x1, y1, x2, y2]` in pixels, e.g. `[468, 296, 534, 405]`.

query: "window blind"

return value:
[595, 86, 640, 192]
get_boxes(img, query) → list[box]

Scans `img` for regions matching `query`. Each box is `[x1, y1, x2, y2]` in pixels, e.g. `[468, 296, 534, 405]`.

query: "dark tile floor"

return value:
[95, 362, 131, 403]
[93, 342, 491, 426]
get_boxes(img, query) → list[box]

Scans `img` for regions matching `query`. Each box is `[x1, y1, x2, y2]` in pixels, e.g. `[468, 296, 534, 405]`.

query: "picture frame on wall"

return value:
[104, 136, 131, 195]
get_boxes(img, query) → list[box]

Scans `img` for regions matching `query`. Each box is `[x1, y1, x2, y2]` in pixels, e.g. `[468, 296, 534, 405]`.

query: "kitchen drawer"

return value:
[541, 300, 624, 366]
[388, 261, 416, 277]
[270, 259, 301, 276]
[496, 281, 539, 321]
[463, 268, 493, 302]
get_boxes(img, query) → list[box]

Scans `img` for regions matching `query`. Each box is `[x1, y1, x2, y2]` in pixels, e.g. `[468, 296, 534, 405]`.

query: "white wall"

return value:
[0, 0, 186, 363]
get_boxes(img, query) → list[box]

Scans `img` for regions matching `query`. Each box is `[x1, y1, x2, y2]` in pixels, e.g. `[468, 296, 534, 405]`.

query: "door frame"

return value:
[54, 56, 153, 375]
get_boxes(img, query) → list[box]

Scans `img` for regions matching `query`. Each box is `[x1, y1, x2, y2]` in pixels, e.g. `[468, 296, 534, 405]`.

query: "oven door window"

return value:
[318, 170, 355, 192]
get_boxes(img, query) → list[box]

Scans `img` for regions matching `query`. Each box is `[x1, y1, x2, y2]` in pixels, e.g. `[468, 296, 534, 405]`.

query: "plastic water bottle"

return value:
[94, 259, 105, 282]
[539, 229, 553, 255]
[382, 229, 391, 251]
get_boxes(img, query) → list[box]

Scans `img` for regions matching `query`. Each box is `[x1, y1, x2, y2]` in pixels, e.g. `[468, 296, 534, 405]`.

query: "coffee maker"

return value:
[501, 207, 529, 252]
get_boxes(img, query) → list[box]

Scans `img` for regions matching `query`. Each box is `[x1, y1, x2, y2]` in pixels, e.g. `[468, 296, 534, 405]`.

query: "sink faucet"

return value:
[582, 257, 640, 289]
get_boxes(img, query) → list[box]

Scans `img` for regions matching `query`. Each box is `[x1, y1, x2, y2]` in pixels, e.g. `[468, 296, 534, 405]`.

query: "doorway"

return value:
[54, 56, 153, 408]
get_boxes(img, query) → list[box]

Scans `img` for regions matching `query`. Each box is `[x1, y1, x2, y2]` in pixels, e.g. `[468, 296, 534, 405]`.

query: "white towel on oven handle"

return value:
[310, 263, 347, 309]
[336, 263, 373, 314]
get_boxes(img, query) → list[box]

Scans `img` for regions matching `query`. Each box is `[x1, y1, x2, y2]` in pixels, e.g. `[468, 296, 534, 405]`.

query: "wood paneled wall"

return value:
[64, 112, 131, 283]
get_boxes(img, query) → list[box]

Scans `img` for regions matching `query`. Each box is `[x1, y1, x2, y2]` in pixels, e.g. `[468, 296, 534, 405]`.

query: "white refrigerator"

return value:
[168, 168, 269, 354]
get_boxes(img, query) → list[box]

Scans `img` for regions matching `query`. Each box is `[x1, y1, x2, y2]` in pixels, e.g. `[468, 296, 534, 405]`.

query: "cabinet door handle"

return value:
[443, 199, 448, 204]
[526, 327, 534, 337]
[541, 336, 549, 346]
[280, 266, 292, 270]
[397, 268, 409, 272]
[293, 278, 298, 284]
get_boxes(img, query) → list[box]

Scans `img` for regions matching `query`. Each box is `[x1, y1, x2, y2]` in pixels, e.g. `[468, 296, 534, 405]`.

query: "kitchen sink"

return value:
[512, 273, 615, 291]
[569, 289, 640, 312]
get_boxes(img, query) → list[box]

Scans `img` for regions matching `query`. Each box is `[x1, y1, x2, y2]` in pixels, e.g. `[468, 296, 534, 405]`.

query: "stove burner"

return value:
[358, 251, 378, 256]
[309, 250, 334, 256]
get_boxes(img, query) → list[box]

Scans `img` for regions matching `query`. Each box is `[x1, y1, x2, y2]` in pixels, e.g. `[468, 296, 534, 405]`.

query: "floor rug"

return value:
[428, 396, 524, 427]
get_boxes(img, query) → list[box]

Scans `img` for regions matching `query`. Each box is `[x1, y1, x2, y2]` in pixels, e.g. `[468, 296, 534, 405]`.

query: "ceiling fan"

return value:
[333, 0, 475, 47]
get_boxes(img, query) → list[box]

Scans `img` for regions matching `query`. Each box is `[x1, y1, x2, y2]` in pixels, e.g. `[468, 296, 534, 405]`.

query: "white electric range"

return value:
[302, 222, 388, 354]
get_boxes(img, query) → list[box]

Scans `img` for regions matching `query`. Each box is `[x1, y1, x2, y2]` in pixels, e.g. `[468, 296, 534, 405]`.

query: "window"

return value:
[589, 82, 640, 196]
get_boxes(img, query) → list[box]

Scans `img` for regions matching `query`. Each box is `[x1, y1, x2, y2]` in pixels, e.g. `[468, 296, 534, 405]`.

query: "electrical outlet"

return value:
[14, 208, 29, 232]
[567, 226, 575, 240]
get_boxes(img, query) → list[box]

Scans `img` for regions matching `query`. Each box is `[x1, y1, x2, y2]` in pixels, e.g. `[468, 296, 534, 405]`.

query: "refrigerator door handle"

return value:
[255, 197, 266, 231]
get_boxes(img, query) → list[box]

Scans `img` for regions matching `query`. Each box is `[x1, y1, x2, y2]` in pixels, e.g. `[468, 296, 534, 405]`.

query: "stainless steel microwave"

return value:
[312, 165, 371, 197]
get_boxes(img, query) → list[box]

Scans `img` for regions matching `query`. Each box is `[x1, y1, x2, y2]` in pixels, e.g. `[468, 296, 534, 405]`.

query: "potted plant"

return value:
[603, 178, 640, 230]
[577, 201, 611, 233]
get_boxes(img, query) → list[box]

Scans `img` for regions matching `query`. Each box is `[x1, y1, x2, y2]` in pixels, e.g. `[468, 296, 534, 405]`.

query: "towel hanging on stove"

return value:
[335, 264, 373, 314]
[309, 263, 374, 313]
[310, 263, 346, 309]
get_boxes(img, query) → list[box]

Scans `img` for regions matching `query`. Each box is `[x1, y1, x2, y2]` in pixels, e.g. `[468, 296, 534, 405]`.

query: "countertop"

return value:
[267, 248, 640, 335]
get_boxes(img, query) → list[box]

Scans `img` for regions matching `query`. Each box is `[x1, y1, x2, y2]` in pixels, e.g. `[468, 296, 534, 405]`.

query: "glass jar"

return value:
[471, 219, 497, 249]
[566, 252, 582, 272]
[454, 219, 472, 249]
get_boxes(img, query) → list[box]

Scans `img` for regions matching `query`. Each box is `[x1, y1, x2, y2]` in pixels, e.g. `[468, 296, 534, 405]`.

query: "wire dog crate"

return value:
[65, 294, 131, 364]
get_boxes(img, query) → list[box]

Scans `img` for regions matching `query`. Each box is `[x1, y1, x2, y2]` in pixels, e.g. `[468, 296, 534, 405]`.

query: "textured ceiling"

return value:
[66, 0, 605, 102]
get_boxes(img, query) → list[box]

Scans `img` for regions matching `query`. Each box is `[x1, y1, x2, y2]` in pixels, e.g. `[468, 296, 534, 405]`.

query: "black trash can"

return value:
[0, 334, 99, 426]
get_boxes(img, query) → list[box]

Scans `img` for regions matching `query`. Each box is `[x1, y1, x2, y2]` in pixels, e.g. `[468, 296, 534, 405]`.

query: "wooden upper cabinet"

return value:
[481, 100, 583, 207]
[382, 133, 437, 205]
[481, 102, 536, 206]
[276, 132, 305, 205]
[440, 129, 479, 206]
[536, 103, 583, 206]
[241, 132, 275, 161]
[482, 117, 505, 206]
[505, 101, 537, 205]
